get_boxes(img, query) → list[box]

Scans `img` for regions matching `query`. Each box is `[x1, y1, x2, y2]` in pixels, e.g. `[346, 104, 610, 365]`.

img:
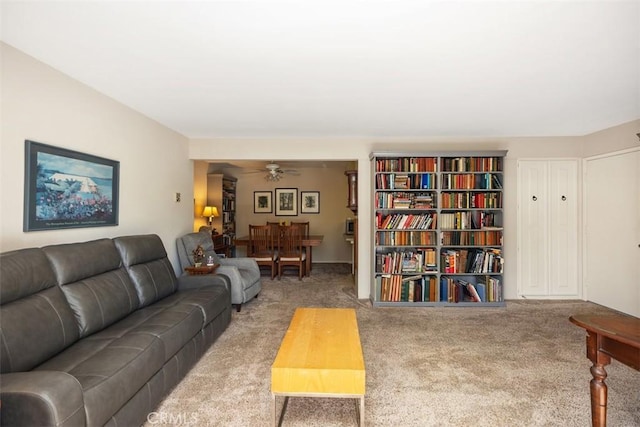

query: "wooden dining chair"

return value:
[248, 224, 278, 279]
[291, 221, 311, 274]
[277, 224, 306, 280]
[290, 221, 309, 237]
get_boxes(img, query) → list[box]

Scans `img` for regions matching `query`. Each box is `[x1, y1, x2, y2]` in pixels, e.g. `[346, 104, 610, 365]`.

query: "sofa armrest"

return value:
[219, 257, 259, 271]
[1, 371, 85, 427]
[177, 273, 230, 292]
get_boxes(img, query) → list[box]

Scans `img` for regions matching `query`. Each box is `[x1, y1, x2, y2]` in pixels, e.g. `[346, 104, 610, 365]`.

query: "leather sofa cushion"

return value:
[38, 331, 165, 427]
[114, 235, 178, 307]
[156, 287, 231, 329]
[0, 248, 57, 304]
[1, 286, 79, 373]
[44, 239, 140, 338]
[0, 248, 79, 373]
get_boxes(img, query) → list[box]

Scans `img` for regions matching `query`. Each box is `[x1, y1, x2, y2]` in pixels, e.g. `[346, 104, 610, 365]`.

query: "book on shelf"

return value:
[466, 282, 482, 302]
[475, 282, 486, 302]
[393, 174, 409, 189]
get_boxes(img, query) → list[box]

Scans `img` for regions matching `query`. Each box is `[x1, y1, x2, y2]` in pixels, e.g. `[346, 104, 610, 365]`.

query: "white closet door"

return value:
[518, 161, 549, 295]
[549, 161, 578, 296]
[584, 149, 640, 316]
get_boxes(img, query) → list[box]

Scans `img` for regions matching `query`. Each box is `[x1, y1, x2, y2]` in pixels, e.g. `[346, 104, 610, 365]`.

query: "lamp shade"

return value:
[202, 206, 219, 218]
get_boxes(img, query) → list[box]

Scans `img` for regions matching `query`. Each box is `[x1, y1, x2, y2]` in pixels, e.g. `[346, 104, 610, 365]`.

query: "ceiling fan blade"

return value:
[281, 169, 300, 175]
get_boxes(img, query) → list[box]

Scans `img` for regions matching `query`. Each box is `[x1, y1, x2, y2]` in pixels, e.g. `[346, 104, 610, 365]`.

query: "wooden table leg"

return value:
[589, 363, 608, 427]
[585, 331, 612, 427]
[305, 246, 311, 276]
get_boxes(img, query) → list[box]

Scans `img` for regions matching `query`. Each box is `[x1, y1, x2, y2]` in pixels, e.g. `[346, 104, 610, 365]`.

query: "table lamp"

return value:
[202, 206, 219, 231]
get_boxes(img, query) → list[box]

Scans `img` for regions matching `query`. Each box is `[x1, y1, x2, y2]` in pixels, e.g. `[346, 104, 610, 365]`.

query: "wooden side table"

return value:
[184, 264, 219, 275]
[569, 314, 640, 427]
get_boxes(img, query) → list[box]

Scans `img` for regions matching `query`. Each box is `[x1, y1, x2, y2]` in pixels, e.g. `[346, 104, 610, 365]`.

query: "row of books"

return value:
[376, 173, 437, 190]
[441, 173, 503, 190]
[374, 157, 503, 173]
[441, 248, 504, 274]
[439, 211, 501, 230]
[376, 230, 437, 246]
[441, 192, 503, 209]
[439, 277, 502, 302]
[375, 157, 438, 173]
[441, 230, 502, 246]
[377, 212, 437, 230]
[376, 249, 438, 274]
[375, 192, 436, 209]
[441, 157, 503, 173]
[378, 275, 438, 302]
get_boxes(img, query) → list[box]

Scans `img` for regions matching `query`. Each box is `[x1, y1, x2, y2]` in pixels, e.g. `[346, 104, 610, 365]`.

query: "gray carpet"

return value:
[147, 264, 640, 426]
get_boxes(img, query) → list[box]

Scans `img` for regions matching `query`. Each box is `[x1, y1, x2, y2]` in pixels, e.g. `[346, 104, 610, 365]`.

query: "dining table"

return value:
[234, 234, 324, 276]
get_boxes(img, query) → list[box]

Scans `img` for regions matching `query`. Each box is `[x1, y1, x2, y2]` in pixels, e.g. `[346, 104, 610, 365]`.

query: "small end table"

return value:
[184, 264, 219, 275]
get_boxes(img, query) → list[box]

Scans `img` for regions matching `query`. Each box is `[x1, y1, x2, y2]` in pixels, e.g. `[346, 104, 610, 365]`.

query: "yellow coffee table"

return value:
[271, 307, 366, 426]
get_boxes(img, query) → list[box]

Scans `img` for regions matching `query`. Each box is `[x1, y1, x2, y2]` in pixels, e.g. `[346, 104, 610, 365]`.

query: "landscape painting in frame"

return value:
[254, 191, 273, 214]
[24, 140, 120, 231]
[301, 191, 320, 214]
[275, 188, 297, 216]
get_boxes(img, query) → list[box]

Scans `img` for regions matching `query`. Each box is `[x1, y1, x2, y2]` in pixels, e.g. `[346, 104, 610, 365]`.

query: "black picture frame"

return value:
[300, 191, 320, 214]
[253, 191, 273, 213]
[275, 188, 298, 216]
[24, 140, 120, 231]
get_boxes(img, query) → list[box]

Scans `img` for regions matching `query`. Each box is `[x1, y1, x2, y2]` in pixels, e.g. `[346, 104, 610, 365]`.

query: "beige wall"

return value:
[0, 43, 193, 271]
[581, 119, 640, 156]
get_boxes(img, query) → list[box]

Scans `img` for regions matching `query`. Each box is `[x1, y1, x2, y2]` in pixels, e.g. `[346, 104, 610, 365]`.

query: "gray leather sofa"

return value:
[177, 231, 261, 312]
[0, 234, 231, 427]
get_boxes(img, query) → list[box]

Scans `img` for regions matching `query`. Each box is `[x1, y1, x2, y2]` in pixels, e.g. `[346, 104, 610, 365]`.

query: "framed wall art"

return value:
[300, 191, 320, 214]
[23, 140, 120, 231]
[254, 191, 273, 213]
[275, 188, 297, 216]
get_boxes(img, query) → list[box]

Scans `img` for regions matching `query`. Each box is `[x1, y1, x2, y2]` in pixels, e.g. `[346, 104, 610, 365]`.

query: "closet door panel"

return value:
[549, 161, 578, 295]
[518, 161, 549, 295]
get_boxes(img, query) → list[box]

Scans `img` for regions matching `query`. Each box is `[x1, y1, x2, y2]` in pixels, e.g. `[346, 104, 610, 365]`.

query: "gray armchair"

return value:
[177, 231, 261, 312]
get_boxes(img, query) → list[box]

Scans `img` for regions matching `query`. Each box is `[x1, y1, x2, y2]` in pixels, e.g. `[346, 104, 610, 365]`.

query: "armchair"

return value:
[177, 231, 261, 312]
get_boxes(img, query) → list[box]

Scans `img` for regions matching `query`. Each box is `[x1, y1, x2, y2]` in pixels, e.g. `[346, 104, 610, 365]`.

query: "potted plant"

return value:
[192, 244, 205, 267]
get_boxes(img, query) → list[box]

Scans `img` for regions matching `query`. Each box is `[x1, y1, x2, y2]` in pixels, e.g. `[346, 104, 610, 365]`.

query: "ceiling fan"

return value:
[245, 162, 300, 181]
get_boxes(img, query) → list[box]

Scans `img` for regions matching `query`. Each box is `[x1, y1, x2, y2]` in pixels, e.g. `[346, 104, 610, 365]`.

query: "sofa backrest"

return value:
[43, 238, 140, 338]
[0, 248, 79, 373]
[113, 234, 178, 308]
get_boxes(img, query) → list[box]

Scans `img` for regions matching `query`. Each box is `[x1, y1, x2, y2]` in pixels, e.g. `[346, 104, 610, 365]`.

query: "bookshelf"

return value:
[371, 152, 507, 307]
[207, 174, 237, 255]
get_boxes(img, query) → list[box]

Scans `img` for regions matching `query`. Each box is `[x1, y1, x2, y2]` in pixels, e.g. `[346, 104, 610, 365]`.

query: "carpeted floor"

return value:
[146, 264, 640, 426]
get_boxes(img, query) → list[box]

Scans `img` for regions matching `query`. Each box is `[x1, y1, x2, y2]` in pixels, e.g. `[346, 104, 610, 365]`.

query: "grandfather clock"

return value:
[345, 170, 358, 277]
[345, 170, 357, 215]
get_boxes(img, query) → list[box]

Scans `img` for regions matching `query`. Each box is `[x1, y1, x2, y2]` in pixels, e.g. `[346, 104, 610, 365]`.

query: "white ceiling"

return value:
[2, 0, 639, 139]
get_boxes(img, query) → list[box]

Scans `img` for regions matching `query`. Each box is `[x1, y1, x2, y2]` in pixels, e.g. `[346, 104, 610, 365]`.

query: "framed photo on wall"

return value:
[275, 188, 297, 216]
[254, 191, 273, 213]
[300, 191, 320, 214]
[23, 140, 120, 231]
